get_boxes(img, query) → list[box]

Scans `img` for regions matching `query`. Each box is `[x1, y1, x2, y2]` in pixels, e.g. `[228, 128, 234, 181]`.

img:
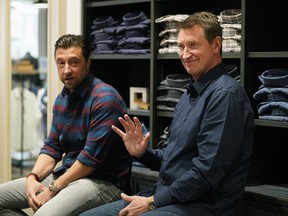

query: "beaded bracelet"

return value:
[26, 172, 40, 182]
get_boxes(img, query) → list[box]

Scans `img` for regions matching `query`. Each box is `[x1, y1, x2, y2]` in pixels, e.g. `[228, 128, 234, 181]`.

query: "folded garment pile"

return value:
[90, 11, 150, 54]
[218, 9, 241, 53]
[157, 73, 191, 112]
[155, 14, 189, 54]
[253, 68, 288, 121]
[157, 65, 239, 112]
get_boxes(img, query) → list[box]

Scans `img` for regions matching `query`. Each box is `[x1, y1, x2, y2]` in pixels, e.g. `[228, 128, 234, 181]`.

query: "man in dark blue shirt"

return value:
[0, 34, 132, 216]
[81, 11, 255, 216]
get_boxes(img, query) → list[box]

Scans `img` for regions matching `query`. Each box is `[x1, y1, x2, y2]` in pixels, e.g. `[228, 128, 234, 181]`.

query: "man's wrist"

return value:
[26, 172, 40, 182]
[48, 181, 60, 193]
[148, 195, 156, 210]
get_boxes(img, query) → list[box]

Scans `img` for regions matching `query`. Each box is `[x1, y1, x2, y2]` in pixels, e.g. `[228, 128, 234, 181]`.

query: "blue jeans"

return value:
[80, 199, 185, 216]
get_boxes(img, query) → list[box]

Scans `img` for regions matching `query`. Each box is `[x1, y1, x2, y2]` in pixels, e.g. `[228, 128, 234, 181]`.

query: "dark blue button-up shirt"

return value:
[139, 63, 255, 215]
[40, 74, 132, 190]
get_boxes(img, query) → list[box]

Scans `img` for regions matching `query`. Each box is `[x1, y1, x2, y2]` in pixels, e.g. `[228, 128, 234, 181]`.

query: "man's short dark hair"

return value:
[54, 34, 90, 61]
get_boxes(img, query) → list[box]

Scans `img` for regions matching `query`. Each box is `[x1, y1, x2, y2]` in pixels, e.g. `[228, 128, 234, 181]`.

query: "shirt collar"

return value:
[187, 63, 225, 96]
[61, 73, 94, 98]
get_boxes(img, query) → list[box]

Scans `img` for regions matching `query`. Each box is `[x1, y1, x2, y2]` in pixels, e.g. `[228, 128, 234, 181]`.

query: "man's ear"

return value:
[213, 36, 222, 53]
[87, 58, 91, 69]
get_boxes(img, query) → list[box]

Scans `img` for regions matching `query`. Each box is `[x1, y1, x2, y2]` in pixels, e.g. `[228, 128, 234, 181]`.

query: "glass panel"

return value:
[11, 0, 47, 179]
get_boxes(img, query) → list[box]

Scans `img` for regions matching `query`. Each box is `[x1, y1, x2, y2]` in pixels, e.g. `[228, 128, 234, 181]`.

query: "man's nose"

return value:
[182, 48, 192, 59]
[63, 63, 71, 73]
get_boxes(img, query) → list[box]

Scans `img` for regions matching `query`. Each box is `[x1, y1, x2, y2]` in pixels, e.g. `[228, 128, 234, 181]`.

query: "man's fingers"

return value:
[119, 208, 128, 216]
[111, 125, 124, 137]
[133, 117, 142, 132]
[28, 195, 41, 212]
[118, 117, 131, 132]
[121, 193, 133, 202]
[123, 114, 136, 130]
[144, 132, 151, 143]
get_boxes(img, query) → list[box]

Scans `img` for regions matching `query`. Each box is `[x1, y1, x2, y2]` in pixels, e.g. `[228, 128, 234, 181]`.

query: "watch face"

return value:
[149, 201, 156, 210]
[49, 181, 58, 192]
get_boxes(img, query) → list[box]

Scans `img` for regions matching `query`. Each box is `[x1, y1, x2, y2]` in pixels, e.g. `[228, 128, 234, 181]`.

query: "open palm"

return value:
[111, 114, 150, 158]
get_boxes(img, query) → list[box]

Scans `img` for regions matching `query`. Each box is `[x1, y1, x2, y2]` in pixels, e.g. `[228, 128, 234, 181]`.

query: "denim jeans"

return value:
[80, 199, 185, 216]
[0, 174, 122, 216]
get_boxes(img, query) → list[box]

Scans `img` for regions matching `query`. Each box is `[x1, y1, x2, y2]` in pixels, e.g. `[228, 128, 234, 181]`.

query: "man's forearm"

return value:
[31, 154, 57, 181]
[51, 160, 95, 191]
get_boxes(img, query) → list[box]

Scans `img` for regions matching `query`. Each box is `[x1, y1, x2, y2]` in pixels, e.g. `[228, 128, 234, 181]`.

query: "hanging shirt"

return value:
[11, 86, 42, 151]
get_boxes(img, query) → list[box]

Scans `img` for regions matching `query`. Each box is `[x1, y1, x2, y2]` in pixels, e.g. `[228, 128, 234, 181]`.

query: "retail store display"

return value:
[83, 1, 288, 215]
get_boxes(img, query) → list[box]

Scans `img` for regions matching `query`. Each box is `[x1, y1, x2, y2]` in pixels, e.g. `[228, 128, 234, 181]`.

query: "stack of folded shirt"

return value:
[90, 11, 150, 55]
[157, 73, 191, 111]
[219, 9, 241, 53]
[116, 11, 151, 54]
[253, 68, 288, 121]
[90, 15, 120, 54]
[155, 14, 189, 54]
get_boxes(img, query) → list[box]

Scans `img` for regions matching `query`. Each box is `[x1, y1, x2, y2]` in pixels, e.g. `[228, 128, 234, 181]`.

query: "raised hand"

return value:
[111, 114, 150, 158]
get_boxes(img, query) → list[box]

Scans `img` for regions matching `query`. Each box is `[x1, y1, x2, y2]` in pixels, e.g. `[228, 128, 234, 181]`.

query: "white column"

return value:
[0, 0, 12, 182]
[47, 0, 83, 131]
[67, 0, 83, 34]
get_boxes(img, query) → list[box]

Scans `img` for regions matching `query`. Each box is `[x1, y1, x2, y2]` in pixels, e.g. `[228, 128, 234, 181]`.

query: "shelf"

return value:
[127, 109, 150, 117]
[132, 166, 159, 181]
[157, 111, 173, 118]
[131, 165, 159, 195]
[222, 52, 241, 59]
[87, 0, 150, 8]
[157, 54, 179, 60]
[245, 184, 288, 208]
[249, 52, 288, 58]
[254, 119, 288, 129]
[90, 54, 151, 60]
[157, 52, 241, 60]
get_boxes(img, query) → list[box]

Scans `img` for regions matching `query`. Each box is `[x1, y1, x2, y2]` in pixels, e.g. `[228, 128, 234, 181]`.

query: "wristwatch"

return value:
[48, 181, 59, 192]
[148, 196, 156, 210]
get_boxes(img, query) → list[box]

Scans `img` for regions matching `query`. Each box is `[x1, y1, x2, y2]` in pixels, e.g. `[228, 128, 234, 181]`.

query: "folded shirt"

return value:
[253, 87, 288, 102]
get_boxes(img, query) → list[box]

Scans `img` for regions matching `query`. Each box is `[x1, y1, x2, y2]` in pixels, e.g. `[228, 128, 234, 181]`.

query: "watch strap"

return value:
[148, 196, 156, 210]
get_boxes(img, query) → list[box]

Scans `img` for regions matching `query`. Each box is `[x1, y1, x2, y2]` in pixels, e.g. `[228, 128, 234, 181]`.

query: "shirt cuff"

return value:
[153, 186, 175, 208]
